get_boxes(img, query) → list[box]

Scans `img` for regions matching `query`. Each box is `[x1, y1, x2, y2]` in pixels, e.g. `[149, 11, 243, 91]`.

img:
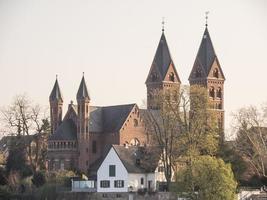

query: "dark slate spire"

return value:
[152, 32, 173, 79]
[76, 74, 90, 101]
[195, 27, 216, 74]
[49, 76, 63, 102]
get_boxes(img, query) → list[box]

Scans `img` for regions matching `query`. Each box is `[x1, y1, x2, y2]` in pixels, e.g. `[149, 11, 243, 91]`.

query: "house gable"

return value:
[97, 147, 128, 192]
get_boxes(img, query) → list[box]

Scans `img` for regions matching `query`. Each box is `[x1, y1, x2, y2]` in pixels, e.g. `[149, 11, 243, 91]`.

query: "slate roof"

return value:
[49, 119, 77, 141]
[102, 104, 135, 132]
[112, 145, 160, 173]
[195, 27, 216, 74]
[76, 76, 90, 101]
[49, 78, 63, 102]
[49, 104, 136, 140]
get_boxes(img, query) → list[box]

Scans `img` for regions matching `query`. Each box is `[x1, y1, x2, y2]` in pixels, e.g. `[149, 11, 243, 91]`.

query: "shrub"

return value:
[32, 171, 46, 187]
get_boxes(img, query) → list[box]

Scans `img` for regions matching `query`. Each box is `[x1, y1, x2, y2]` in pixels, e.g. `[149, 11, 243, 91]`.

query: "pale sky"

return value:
[0, 0, 267, 138]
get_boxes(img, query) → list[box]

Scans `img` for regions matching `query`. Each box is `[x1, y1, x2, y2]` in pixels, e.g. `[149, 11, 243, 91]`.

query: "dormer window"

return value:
[213, 68, 219, 78]
[169, 72, 175, 82]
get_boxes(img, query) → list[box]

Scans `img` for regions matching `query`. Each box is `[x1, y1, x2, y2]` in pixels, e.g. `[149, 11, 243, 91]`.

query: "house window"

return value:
[92, 140, 97, 153]
[109, 165, 116, 177]
[141, 177, 144, 185]
[114, 180, 124, 188]
[100, 180, 110, 188]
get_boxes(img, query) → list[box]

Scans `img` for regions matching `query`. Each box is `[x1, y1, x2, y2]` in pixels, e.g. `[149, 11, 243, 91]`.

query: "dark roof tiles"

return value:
[49, 79, 63, 102]
[76, 76, 90, 101]
[112, 145, 160, 173]
[49, 119, 77, 141]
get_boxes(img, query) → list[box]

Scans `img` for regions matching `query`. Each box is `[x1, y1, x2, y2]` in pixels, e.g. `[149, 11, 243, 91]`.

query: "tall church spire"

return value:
[146, 24, 181, 110]
[189, 21, 225, 141]
[76, 73, 90, 101]
[49, 75, 63, 134]
[49, 75, 63, 102]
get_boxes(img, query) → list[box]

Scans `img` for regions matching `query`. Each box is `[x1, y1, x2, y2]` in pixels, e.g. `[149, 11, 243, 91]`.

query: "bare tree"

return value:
[0, 94, 50, 172]
[233, 105, 267, 179]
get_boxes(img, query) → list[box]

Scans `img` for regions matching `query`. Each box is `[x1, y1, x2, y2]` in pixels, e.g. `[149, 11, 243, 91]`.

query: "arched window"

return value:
[209, 87, 215, 98]
[217, 88, 222, 99]
[130, 138, 140, 146]
[133, 119, 138, 127]
[213, 68, 219, 78]
[169, 72, 175, 82]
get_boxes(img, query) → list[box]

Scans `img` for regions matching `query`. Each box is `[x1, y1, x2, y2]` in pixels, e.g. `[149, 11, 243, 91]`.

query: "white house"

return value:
[97, 145, 164, 193]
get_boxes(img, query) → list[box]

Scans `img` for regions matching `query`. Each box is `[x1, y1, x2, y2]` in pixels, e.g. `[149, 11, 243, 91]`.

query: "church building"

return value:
[47, 21, 225, 173]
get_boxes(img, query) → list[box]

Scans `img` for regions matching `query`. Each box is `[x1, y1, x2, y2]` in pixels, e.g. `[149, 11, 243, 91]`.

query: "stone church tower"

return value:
[49, 77, 63, 134]
[145, 27, 181, 110]
[188, 24, 225, 139]
[76, 74, 91, 172]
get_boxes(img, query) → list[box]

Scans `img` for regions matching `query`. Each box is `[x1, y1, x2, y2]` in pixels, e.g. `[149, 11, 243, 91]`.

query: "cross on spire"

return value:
[162, 17, 165, 32]
[205, 11, 209, 27]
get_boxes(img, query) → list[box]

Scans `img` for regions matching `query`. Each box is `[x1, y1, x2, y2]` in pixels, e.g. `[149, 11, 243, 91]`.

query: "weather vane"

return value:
[162, 17, 165, 32]
[205, 11, 209, 27]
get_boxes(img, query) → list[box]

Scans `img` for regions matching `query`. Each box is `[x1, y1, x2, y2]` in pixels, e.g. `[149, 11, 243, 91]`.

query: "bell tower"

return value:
[76, 73, 90, 172]
[188, 19, 225, 140]
[145, 24, 181, 110]
[49, 76, 63, 134]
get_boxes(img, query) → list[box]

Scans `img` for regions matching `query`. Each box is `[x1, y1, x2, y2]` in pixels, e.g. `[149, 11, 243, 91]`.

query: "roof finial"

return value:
[205, 11, 209, 27]
[82, 72, 84, 76]
[56, 74, 58, 79]
[162, 17, 165, 32]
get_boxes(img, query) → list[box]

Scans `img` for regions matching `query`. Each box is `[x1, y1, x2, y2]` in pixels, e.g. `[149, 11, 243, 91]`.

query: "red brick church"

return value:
[47, 22, 225, 173]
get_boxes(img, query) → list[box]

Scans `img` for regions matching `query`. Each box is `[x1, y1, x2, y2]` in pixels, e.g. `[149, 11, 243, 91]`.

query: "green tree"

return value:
[145, 85, 220, 191]
[176, 156, 237, 200]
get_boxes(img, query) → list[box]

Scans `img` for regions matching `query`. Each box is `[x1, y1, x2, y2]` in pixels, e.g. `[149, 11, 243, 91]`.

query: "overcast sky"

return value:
[0, 0, 267, 138]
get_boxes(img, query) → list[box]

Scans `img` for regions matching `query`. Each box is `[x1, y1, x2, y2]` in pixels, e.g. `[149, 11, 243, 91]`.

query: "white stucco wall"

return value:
[128, 173, 156, 191]
[97, 147, 128, 192]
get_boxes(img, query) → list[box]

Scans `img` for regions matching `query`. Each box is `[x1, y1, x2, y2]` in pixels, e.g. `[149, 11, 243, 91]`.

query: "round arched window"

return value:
[130, 138, 140, 146]
[213, 68, 219, 78]
[169, 72, 175, 82]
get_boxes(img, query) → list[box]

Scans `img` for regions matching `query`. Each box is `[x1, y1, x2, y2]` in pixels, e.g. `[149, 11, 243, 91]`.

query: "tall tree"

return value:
[1, 94, 50, 172]
[144, 85, 219, 191]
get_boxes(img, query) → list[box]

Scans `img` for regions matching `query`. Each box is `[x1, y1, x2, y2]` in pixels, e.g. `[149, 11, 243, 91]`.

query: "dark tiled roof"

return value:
[146, 32, 180, 83]
[102, 104, 135, 132]
[195, 27, 216, 74]
[76, 76, 90, 101]
[49, 119, 77, 141]
[153, 32, 172, 78]
[113, 145, 160, 173]
[49, 79, 63, 102]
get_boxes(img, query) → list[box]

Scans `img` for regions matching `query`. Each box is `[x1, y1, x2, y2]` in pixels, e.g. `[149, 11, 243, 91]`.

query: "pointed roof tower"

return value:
[76, 73, 90, 101]
[189, 22, 225, 80]
[49, 75, 63, 102]
[145, 29, 180, 83]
